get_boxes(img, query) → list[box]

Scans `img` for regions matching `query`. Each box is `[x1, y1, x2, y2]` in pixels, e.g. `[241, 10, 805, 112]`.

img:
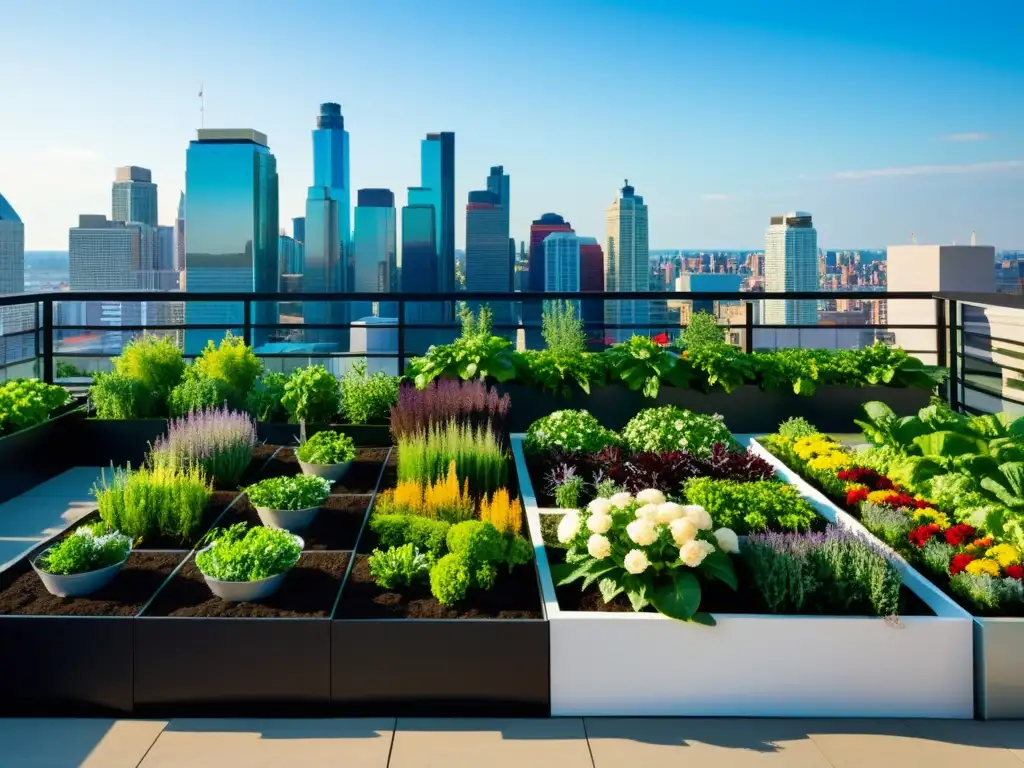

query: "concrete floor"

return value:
[2, 717, 1024, 767]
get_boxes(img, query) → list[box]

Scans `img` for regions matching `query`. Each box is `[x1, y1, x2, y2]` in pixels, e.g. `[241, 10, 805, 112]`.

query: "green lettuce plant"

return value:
[37, 524, 131, 575]
[296, 430, 356, 465]
[245, 475, 331, 510]
[196, 523, 302, 582]
[683, 477, 819, 534]
[0, 378, 71, 433]
[603, 336, 690, 398]
[368, 544, 433, 589]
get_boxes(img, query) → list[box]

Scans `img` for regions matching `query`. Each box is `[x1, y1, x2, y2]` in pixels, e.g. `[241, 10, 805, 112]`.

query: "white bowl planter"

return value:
[31, 546, 132, 598]
[254, 504, 320, 531]
[199, 535, 304, 602]
[511, 433, 975, 718]
[299, 459, 353, 483]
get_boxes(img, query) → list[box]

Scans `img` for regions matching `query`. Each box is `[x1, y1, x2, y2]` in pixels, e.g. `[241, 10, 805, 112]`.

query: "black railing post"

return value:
[935, 297, 947, 368]
[948, 299, 960, 412]
[242, 299, 252, 347]
[744, 301, 754, 354]
[397, 297, 406, 376]
[41, 298, 54, 385]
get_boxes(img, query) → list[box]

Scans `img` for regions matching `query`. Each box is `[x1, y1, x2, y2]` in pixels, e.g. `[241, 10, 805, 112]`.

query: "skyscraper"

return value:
[418, 132, 455, 294]
[112, 166, 158, 227]
[174, 191, 186, 270]
[184, 129, 279, 353]
[157, 225, 175, 271]
[465, 168, 513, 340]
[0, 192, 30, 366]
[304, 104, 350, 344]
[526, 213, 573, 346]
[543, 231, 582, 317]
[400, 201, 439, 358]
[352, 188, 397, 319]
[604, 180, 650, 343]
[292, 217, 305, 244]
[578, 236, 605, 338]
[763, 211, 818, 326]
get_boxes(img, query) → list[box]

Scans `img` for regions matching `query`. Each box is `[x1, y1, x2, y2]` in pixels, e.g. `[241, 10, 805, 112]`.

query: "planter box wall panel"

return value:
[331, 620, 550, 717]
[974, 618, 1024, 720]
[257, 422, 392, 448]
[134, 618, 331, 715]
[70, 419, 168, 467]
[0, 406, 87, 502]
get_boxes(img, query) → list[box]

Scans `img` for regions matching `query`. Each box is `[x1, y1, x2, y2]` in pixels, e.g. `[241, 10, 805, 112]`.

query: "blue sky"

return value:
[0, 0, 1021, 251]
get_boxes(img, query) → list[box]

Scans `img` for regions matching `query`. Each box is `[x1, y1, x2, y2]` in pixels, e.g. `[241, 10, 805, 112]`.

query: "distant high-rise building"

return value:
[184, 129, 279, 353]
[112, 166, 158, 227]
[604, 180, 650, 342]
[279, 233, 304, 278]
[353, 188, 397, 319]
[0, 191, 30, 366]
[157, 225, 175, 271]
[526, 213, 573, 346]
[174, 191, 186, 271]
[304, 104, 350, 345]
[543, 231, 582, 321]
[400, 201, 440, 359]
[763, 211, 819, 326]
[292, 217, 305, 244]
[418, 132, 455, 295]
[466, 167, 513, 339]
[578, 236, 604, 337]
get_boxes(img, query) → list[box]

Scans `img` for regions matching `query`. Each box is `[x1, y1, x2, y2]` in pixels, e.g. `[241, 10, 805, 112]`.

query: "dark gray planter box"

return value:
[134, 617, 332, 716]
[68, 418, 168, 467]
[973, 618, 1024, 719]
[257, 422, 392, 448]
[331, 619, 550, 716]
[0, 403, 87, 503]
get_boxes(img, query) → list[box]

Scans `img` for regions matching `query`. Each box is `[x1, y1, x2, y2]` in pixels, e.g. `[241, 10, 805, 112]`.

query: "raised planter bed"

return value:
[499, 383, 931, 434]
[512, 433, 974, 718]
[220, 494, 371, 551]
[0, 401, 88, 503]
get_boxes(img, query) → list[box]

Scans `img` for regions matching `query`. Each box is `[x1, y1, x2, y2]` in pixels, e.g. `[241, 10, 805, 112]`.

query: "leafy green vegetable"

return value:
[296, 430, 356, 465]
[0, 378, 71, 433]
[196, 523, 302, 582]
[245, 475, 331, 510]
[282, 365, 342, 425]
[406, 304, 520, 388]
[368, 544, 433, 589]
[38, 525, 131, 576]
[603, 336, 690, 398]
[684, 477, 819, 535]
[340, 358, 399, 424]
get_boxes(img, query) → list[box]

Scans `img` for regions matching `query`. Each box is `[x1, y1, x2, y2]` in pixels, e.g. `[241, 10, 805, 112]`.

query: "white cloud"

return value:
[941, 132, 992, 142]
[701, 193, 734, 201]
[831, 160, 1023, 180]
[45, 146, 99, 161]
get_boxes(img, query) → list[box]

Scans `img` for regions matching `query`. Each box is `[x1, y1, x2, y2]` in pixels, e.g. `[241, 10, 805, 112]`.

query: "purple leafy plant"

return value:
[390, 380, 511, 440]
[151, 405, 256, 489]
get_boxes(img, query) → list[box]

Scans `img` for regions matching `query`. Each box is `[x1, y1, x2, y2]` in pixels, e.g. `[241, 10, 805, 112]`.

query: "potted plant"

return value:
[243, 475, 332, 530]
[195, 523, 303, 602]
[31, 524, 133, 597]
[295, 430, 356, 482]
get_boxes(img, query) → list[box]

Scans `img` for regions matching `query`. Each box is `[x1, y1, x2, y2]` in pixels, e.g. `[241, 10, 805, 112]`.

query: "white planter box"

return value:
[512, 433, 975, 718]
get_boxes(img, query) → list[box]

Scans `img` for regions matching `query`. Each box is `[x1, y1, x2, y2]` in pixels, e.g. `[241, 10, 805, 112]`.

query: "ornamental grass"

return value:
[390, 379, 510, 441]
[150, 405, 256, 489]
[375, 460, 475, 523]
[396, 422, 507, 497]
[480, 487, 522, 537]
[94, 463, 212, 543]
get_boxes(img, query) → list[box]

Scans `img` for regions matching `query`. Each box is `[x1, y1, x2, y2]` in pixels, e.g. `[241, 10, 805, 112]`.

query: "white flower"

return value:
[557, 512, 581, 544]
[587, 498, 613, 516]
[680, 539, 715, 568]
[674, 420, 684, 430]
[587, 534, 612, 559]
[656, 502, 685, 524]
[587, 513, 613, 534]
[624, 549, 650, 575]
[636, 489, 666, 505]
[669, 517, 698, 546]
[714, 527, 740, 554]
[684, 504, 713, 531]
[635, 503, 660, 521]
[626, 518, 658, 546]
[610, 492, 633, 509]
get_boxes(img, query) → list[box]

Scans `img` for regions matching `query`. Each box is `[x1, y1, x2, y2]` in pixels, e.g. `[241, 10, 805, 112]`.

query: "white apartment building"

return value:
[604, 180, 650, 342]
[763, 211, 819, 326]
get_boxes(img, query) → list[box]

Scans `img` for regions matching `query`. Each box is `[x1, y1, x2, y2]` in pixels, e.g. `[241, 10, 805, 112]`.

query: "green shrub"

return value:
[684, 477, 818, 534]
[679, 311, 724, 351]
[94, 463, 212, 543]
[340, 359, 399, 424]
[245, 372, 288, 422]
[282, 365, 341, 425]
[189, 333, 262, 410]
[554, 476, 585, 509]
[429, 553, 473, 604]
[368, 544, 433, 589]
[245, 475, 331, 510]
[90, 372, 149, 420]
[623, 406, 736, 456]
[37, 525, 132, 575]
[396, 422, 507, 497]
[296, 430, 356, 465]
[0, 378, 70, 433]
[196, 523, 301, 581]
[446, 520, 506, 563]
[111, 334, 185, 414]
[776, 417, 818, 440]
[167, 375, 232, 416]
[524, 409, 619, 454]
[369, 514, 450, 557]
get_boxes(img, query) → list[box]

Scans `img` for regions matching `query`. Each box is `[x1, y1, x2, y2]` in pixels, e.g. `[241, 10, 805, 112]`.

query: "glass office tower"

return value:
[112, 166, 158, 227]
[419, 133, 455, 295]
[184, 129, 279, 354]
[353, 188, 397, 320]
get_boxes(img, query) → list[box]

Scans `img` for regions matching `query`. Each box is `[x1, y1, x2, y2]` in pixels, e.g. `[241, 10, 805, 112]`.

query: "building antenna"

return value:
[971, 230, 977, 246]
[198, 82, 205, 128]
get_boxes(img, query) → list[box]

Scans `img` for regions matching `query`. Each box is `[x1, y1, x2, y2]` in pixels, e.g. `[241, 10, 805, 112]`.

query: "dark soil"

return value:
[143, 552, 349, 618]
[336, 554, 542, 620]
[253, 446, 390, 494]
[235, 444, 281, 488]
[216, 495, 370, 550]
[0, 552, 184, 617]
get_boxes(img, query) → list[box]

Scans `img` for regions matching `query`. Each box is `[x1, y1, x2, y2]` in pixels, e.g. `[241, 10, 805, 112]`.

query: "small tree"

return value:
[542, 301, 587, 356]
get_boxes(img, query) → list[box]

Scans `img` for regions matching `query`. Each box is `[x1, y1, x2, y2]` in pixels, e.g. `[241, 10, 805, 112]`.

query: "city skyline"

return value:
[0, 0, 1021, 252]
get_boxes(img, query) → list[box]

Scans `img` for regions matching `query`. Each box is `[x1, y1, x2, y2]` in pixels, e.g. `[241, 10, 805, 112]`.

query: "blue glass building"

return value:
[292, 216, 305, 244]
[419, 133, 455, 294]
[184, 129, 279, 354]
[353, 188, 397, 320]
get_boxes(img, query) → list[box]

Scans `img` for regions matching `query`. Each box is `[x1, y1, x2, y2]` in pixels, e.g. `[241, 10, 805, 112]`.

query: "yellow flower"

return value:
[867, 490, 897, 505]
[912, 508, 950, 528]
[986, 543, 1021, 568]
[808, 452, 851, 471]
[965, 558, 1002, 578]
[793, 435, 842, 461]
[844, 483, 868, 493]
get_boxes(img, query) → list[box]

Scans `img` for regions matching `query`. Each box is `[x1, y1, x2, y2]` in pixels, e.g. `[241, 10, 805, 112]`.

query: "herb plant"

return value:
[429, 520, 531, 604]
[622, 406, 736, 456]
[519, 348, 606, 396]
[167, 374, 232, 416]
[0, 378, 71, 433]
[110, 334, 185, 415]
[678, 311, 724, 351]
[542, 300, 588, 356]
[296, 430, 356, 465]
[368, 544, 433, 589]
[89, 372, 149, 420]
[554, 475, 586, 509]
[525, 409, 620, 454]
[196, 523, 302, 582]
[245, 475, 331, 510]
[340, 358, 399, 424]
[94, 464, 212, 543]
[369, 514, 451, 557]
[282, 365, 342, 425]
[604, 336, 690, 398]
[684, 477, 819, 534]
[37, 525, 132, 576]
[480, 487, 523, 536]
[189, 333, 263, 410]
[245, 372, 288, 422]
[396, 422, 507, 496]
[150, 406, 256, 489]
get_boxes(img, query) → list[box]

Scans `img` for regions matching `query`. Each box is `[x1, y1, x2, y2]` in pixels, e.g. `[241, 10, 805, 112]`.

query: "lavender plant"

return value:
[150, 405, 257, 489]
[389, 380, 510, 441]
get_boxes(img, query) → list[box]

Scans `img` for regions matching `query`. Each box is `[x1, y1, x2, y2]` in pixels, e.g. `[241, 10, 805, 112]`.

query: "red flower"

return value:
[651, 332, 670, 346]
[1005, 565, 1024, 580]
[875, 476, 896, 491]
[837, 467, 898, 491]
[908, 523, 942, 548]
[846, 487, 869, 506]
[950, 553, 976, 575]
[944, 524, 977, 547]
